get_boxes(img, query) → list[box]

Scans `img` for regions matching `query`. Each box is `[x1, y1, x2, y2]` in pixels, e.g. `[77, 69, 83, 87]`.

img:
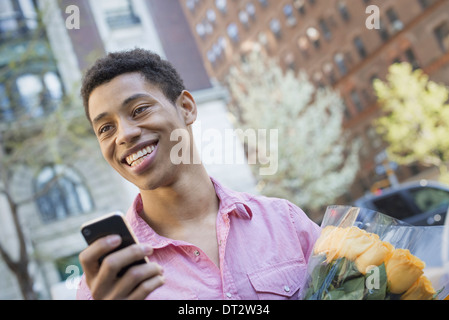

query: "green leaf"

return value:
[364, 263, 387, 300]
[323, 276, 366, 300]
[341, 277, 366, 299]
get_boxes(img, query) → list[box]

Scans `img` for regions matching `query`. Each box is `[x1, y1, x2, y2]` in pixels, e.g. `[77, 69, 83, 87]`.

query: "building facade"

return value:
[0, 0, 255, 299]
[178, 0, 449, 200]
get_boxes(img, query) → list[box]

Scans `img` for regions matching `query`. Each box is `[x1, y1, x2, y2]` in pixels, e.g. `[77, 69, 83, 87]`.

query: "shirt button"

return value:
[194, 250, 200, 256]
[284, 285, 290, 293]
[226, 292, 232, 298]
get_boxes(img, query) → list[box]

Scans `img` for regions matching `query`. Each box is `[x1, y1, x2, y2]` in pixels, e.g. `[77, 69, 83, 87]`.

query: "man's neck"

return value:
[138, 166, 220, 239]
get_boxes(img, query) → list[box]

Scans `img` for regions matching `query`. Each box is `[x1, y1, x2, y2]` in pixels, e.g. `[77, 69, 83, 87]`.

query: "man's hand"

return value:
[79, 234, 165, 299]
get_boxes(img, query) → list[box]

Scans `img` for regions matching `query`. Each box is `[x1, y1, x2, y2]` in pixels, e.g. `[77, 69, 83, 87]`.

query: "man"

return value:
[76, 48, 321, 300]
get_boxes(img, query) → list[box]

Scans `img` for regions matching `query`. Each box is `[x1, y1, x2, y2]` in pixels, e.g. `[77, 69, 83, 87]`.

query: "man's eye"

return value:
[133, 106, 149, 116]
[99, 125, 112, 134]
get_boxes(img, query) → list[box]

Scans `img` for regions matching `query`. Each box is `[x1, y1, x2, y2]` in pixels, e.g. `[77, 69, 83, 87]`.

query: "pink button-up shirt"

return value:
[76, 177, 321, 300]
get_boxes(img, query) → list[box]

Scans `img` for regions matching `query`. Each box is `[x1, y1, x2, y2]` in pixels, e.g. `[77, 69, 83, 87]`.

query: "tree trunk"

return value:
[15, 265, 38, 300]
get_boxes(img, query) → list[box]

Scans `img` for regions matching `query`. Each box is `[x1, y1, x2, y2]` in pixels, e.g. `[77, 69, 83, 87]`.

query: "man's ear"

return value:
[177, 90, 197, 126]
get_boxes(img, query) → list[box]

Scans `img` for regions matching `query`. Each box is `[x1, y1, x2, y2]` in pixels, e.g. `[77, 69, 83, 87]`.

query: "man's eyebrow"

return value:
[92, 111, 108, 126]
[92, 93, 154, 126]
[121, 93, 154, 107]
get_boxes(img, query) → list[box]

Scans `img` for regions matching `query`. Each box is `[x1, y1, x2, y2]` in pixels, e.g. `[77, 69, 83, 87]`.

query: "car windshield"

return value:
[372, 193, 412, 220]
[409, 187, 449, 213]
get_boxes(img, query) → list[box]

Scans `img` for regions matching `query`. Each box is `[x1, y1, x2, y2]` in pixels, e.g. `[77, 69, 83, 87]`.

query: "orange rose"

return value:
[335, 227, 378, 261]
[355, 240, 394, 274]
[385, 248, 425, 294]
[401, 275, 436, 300]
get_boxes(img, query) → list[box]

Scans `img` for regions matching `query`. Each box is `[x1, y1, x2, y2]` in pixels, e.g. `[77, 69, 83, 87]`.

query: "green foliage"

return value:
[374, 62, 449, 182]
[305, 257, 389, 300]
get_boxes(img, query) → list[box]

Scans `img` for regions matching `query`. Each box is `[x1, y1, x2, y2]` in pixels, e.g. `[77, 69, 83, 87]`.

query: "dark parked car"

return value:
[353, 180, 449, 226]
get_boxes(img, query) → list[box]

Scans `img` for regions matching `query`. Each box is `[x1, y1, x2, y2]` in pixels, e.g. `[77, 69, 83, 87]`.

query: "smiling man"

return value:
[76, 48, 321, 300]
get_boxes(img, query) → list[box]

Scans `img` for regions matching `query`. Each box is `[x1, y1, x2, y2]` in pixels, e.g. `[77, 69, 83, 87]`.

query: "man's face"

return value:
[88, 72, 193, 190]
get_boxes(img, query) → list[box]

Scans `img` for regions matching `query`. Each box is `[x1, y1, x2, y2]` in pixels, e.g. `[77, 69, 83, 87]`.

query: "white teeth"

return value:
[126, 144, 156, 166]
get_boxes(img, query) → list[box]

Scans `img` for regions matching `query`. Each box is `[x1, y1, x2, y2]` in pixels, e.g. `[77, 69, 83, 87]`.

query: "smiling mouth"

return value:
[124, 142, 158, 167]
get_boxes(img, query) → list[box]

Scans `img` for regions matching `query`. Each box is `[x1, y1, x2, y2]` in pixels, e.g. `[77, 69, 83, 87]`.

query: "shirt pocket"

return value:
[247, 259, 306, 300]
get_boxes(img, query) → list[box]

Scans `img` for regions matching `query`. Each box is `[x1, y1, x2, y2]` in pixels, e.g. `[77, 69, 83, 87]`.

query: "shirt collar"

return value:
[125, 176, 253, 247]
[210, 176, 253, 220]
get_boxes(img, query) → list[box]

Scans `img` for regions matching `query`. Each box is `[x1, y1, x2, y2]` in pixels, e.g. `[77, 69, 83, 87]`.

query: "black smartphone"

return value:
[80, 212, 149, 277]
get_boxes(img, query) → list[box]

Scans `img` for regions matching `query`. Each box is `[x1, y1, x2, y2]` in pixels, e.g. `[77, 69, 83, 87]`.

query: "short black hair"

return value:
[80, 48, 185, 122]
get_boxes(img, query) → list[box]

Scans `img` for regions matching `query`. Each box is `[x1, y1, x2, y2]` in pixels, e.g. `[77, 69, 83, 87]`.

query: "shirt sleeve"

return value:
[76, 273, 94, 300]
[286, 200, 322, 263]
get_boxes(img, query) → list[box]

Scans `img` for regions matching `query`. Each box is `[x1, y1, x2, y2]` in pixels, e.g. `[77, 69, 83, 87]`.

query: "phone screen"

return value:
[81, 212, 148, 277]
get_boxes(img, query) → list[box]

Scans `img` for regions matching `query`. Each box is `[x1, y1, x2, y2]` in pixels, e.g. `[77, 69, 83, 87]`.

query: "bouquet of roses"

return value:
[303, 206, 449, 300]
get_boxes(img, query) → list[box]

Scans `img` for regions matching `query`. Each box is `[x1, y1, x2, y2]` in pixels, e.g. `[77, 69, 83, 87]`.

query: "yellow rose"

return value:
[355, 240, 394, 274]
[314, 226, 347, 261]
[337, 227, 378, 261]
[314, 226, 382, 263]
[313, 226, 337, 255]
[401, 275, 436, 300]
[313, 227, 358, 261]
[385, 248, 425, 294]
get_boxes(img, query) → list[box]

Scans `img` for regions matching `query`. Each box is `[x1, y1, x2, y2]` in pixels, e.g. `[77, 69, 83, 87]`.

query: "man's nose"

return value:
[116, 120, 141, 145]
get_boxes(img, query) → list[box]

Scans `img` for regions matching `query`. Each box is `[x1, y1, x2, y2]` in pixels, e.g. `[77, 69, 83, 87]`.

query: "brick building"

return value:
[178, 0, 449, 200]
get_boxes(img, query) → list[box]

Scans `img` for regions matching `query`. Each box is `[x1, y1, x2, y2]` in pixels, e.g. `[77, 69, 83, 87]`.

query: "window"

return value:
[17, 74, 44, 118]
[323, 62, 336, 85]
[196, 23, 206, 39]
[372, 193, 413, 220]
[15, 71, 63, 119]
[386, 8, 403, 32]
[246, 3, 256, 19]
[404, 48, 419, 69]
[43, 72, 63, 101]
[417, 0, 431, 9]
[34, 165, 94, 223]
[334, 53, 347, 75]
[293, 0, 306, 15]
[186, 0, 196, 13]
[227, 23, 239, 43]
[100, 0, 140, 30]
[354, 36, 367, 58]
[196, 18, 213, 39]
[258, 0, 268, 7]
[410, 188, 449, 214]
[207, 36, 226, 67]
[206, 9, 217, 24]
[239, 10, 250, 28]
[350, 89, 364, 112]
[270, 18, 282, 39]
[434, 21, 449, 53]
[338, 1, 350, 22]
[215, 0, 227, 13]
[307, 27, 320, 48]
[319, 18, 332, 41]
[283, 4, 296, 27]
[0, 0, 37, 36]
[377, 18, 390, 42]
